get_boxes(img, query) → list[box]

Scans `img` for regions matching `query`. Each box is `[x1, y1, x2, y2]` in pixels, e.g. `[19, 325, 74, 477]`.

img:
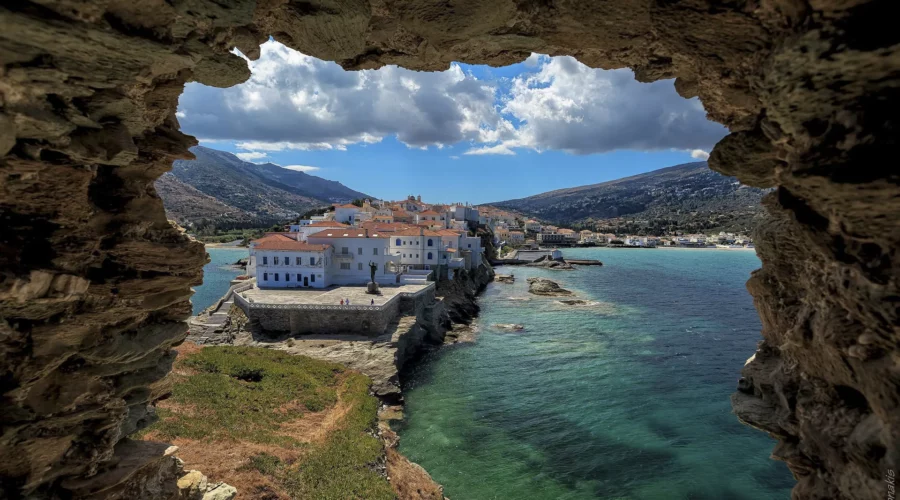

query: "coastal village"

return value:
[204, 196, 492, 339]
[479, 207, 755, 251]
[233, 195, 754, 308]
[184, 195, 758, 498]
[195, 195, 754, 341]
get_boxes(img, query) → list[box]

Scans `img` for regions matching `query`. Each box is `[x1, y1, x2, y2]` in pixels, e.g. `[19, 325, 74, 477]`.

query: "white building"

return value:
[296, 221, 349, 241]
[249, 230, 402, 289]
[451, 205, 480, 224]
[508, 231, 525, 245]
[415, 210, 448, 229]
[307, 229, 399, 285]
[537, 233, 567, 245]
[289, 220, 314, 231]
[334, 204, 361, 224]
[388, 228, 443, 270]
[249, 234, 331, 288]
[524, 220, 541, 232]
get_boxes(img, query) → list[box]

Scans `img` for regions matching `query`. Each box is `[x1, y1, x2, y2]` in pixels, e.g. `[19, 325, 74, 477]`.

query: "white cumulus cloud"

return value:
[236, 151, 268, 162]
[464, 144, 516, 156]
[690, 149, 711, 160]
[281, 165, 321, 172]
[178, 40, 499, 151]
[177, 43, 727, 157]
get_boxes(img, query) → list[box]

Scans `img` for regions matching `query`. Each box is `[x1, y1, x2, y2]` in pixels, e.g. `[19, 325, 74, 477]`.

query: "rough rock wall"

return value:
[0, 1, 896, 498]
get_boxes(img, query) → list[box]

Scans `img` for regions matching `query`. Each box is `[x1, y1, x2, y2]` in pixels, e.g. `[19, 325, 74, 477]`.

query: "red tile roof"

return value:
[252, 234, 330, 251]
[359, 222, 413, 232]
[307, 229, 390, 239]
[308, 221, 349, 227]
[391, 228, 443, 237]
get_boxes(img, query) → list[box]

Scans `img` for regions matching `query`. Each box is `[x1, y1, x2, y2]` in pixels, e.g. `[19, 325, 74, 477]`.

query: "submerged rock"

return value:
[558, 299, 589, 306]
[493, 323, 525, 332]
[496, 274, 515, 283]
[527, 277, 574, 296]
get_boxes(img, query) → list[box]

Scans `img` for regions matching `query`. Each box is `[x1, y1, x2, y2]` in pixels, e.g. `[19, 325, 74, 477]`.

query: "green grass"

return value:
[144, 346, 393, 499]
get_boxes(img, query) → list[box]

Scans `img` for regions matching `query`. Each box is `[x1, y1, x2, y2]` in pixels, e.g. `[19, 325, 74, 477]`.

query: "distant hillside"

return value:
[157, 146, 370, 229]
[155, 173, 255, 226]
[489, 162, 768, 235]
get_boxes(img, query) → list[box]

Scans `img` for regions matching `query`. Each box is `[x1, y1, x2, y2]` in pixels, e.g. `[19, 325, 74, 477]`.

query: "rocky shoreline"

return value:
[185, 262, 495, 498]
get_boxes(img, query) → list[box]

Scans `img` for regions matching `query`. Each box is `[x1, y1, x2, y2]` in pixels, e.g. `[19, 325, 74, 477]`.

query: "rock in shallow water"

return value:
[527, 277, 574, 296]
[493, 323, 525, 332]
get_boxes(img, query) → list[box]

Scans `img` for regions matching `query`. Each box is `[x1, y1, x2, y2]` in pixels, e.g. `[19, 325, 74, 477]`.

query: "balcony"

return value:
[333, 253, 354, 262]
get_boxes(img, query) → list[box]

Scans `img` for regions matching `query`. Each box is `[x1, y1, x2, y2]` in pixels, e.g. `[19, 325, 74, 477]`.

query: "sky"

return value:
[177, 40, 728, 205]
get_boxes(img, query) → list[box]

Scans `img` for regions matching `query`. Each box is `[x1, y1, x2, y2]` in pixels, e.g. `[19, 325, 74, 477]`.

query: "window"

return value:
[468, 244, 472, 248]
[274, 256, 279, 265]
[311, 274, 315, 282]
[358, 263, 363, 270]
[427, 252, 433, 260]
[357, 247, 362, 255]
[263, 272, 268, 281]
[396, 239, 401, 246]
[274, 273, 279, 281]
[373, 248, 378, 255]
[262, 256, 267, 265]
[285, 273, 290, 281]
[296, 257, 301, 265]
[297, 273, 301, 281]
[340, 263, 350, 270]
[427, 239, 433, 246]
[342, 247, 348, 255]
[416, 254, 419, 258]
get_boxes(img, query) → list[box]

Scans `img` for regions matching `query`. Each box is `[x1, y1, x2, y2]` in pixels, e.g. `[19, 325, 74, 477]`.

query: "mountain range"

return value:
[156, 146, 369, 229]
[488, 161, 768, 235]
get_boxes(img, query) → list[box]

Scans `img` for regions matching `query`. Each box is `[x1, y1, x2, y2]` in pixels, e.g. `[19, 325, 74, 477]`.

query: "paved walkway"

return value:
[240, 283, 431, 306]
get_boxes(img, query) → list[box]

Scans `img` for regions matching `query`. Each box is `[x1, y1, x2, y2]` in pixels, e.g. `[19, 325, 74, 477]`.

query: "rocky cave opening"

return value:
[0, 1, 897, 499]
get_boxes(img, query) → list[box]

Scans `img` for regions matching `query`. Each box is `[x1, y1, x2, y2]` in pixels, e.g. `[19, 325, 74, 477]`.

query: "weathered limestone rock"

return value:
[176, 468, 237, 500]
[1, 1, 897, 499]
[527, 277, 574, 296]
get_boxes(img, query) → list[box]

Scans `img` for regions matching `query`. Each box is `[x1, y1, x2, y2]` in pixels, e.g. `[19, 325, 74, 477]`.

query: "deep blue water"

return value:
[191, 247, 248, 315]
[397, 248, 794, 499]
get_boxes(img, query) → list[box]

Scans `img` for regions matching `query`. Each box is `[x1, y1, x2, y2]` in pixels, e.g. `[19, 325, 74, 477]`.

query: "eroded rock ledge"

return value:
[1, 1, 897, 498]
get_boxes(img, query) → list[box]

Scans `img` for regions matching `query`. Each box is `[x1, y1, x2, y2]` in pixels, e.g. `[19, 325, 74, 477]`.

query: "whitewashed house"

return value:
[334, 204, 361, 224]
[415, 210, 447, 229]
[296, 221, 349, 241]
[388, 228, 443, 270]
[249, 234, 331, 288]
[307, 229, 399, 285]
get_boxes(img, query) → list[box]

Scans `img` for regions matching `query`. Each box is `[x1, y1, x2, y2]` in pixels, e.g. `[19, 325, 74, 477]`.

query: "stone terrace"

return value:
[233, 283, 436, 336]
[239, 283, 430, 307]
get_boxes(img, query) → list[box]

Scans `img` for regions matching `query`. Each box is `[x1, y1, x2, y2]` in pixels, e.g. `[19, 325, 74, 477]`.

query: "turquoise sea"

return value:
[396, 248, 794, 499]
[192, 247, 248, 315]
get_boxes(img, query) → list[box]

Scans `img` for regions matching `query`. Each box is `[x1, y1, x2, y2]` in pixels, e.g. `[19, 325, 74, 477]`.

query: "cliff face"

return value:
[1, 1, 897, 499]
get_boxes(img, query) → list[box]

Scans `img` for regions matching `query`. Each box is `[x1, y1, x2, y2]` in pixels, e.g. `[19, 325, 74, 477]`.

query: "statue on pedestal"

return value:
[367, 261, 380, 294]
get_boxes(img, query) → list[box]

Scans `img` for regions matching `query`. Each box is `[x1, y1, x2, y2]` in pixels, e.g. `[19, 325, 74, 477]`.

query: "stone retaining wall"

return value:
[254, 299, 400, 336]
